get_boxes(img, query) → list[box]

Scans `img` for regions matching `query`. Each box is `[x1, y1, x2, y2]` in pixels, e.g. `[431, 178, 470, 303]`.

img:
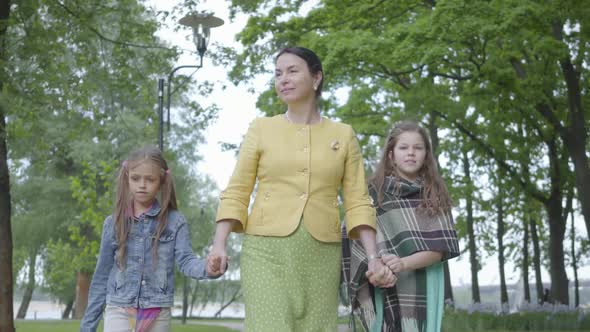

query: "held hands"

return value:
[365, 257, 397, 288]
[206, 243, 229, 277]
[382, 254, 405, 273]
[207, 219, 235, 277]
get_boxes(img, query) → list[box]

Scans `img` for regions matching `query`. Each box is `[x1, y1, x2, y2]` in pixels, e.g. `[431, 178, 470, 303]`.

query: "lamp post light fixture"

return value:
[157, 12, 224, 151]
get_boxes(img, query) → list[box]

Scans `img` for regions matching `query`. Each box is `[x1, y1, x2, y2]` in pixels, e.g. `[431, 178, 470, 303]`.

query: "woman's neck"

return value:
[286, 99, 320, 124]
[399, 174, 419, 183]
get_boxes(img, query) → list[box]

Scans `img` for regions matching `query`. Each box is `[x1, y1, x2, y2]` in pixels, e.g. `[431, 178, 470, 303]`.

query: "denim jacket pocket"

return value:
[156, 234, 175, 292]
[114, 268, 125, 291]
[111, 241, 125, 291]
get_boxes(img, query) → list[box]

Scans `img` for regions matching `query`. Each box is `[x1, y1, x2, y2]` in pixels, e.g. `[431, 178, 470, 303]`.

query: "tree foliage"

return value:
[4, 0, 221, 315]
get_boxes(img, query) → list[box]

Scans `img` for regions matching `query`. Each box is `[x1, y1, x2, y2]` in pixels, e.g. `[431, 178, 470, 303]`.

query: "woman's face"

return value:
[274, 53, 321, 105]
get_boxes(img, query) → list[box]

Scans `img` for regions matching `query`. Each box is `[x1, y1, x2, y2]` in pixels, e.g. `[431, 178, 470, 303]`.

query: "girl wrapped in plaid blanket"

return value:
[342, 121, 460, 332]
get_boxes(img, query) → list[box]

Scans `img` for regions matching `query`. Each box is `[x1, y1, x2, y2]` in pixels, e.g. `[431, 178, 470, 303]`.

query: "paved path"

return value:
[187, 320, 244, 331]
[188, 320, 353, 331]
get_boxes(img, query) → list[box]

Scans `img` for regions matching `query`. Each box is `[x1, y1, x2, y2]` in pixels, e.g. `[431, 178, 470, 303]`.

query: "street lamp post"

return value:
[158, 12, 224, 151]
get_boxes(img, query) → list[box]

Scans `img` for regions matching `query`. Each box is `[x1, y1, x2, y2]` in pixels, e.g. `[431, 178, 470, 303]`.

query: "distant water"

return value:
[13, 301, 65, 319]
[13, 300, 245, 319]
[14, 301, 354, 320]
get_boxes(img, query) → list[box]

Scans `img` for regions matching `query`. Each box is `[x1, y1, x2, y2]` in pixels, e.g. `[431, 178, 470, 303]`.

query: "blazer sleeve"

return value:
[215, 118, 261, 232]
[342, 126, 376, 239]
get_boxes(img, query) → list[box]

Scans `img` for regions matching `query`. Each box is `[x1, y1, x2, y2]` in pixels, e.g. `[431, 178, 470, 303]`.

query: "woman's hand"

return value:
[206, 244, 229, 277]
[366, 258, 397, 288]
[206, 219, 235, 277]
[382, 254, 405, 273]
[383, 251, 443, 273]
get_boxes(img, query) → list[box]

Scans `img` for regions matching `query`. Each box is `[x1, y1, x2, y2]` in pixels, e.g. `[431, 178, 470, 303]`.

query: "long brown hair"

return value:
[370, 121, 452, 215]
[113, 146, 177, 268]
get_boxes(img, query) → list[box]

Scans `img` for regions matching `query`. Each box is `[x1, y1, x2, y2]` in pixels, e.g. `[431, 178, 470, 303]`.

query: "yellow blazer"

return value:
[215, 115, 376, 242]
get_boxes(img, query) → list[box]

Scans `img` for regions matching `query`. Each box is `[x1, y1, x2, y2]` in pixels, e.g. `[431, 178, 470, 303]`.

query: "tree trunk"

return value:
[443, 261, 454, 307]
[529, 216, 544, 304]
[73, 271, 90, 319]
[545, 139, 568, 305]
[189, 280, 199, 317]
[214, 287, 241, 318]
[564, 130, 590, 240]
[546, 197, 568, 305]
[181, 276, 188, 324]
[62, 299, 74, 319]
[0, 1, 13, 330]
[570, 211, 579, 308]
[16, 250, 37, 318]
[551, 21, 590, 240]
[463, 150, 480, 303]
[522, 214, 531, 303]
[518, 122, 531, 304]
[0, 108, 13, 331]
[496, 188, 508, 310]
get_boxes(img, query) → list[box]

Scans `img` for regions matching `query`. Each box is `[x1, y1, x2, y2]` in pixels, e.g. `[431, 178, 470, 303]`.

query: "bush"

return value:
[442, 306, 590, 331]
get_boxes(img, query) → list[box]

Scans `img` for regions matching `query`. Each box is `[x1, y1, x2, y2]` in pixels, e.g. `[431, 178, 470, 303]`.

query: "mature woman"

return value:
[208, 46, 394, 331]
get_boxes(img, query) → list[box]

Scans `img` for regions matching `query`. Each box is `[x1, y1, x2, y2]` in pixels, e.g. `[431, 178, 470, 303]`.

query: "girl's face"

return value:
[389, 131, 427, 182]
[274, 53, 321, 105]
[128, 161, 162, 207]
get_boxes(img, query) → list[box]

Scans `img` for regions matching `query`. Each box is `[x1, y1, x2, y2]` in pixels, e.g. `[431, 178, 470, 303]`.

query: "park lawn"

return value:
[14, 320, 576, 332]
[15, 319, 235, 332]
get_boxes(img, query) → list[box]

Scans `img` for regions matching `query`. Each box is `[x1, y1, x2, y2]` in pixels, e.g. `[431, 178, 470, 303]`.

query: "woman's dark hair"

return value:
[275, 46, 324, 97]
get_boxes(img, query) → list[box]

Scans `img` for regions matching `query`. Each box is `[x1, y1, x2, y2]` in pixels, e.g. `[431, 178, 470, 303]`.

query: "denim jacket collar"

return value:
[143, 200, 161, 217]
[128, 200, 162, 220]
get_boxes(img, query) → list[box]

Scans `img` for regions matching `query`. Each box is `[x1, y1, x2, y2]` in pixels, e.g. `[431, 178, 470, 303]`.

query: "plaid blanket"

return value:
[342, 176, 460, 332]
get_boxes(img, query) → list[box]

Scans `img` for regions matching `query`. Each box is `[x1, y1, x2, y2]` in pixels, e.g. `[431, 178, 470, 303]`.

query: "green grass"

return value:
[14, 318, 585, 332]
[337, 311, 587, 332]
[15, 319, 236, 332]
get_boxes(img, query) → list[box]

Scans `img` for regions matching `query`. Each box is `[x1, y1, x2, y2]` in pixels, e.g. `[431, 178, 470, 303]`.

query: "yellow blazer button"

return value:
[300, 193, 307, 199]
[332, 200, 338, 207]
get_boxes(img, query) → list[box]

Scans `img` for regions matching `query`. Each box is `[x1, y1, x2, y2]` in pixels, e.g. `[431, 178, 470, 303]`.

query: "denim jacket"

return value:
[80, 201, 208, 332]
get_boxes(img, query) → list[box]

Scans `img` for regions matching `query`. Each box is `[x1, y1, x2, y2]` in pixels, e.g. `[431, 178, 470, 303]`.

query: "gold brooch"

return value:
[330, 140, 340, 151]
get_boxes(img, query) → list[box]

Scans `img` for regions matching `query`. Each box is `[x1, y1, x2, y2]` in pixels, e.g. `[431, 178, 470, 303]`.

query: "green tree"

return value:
[0, 0, 14, 328]
[11, 174, 76, 318]
[3, 0, 220, 321]
[42, 240, 78, 318]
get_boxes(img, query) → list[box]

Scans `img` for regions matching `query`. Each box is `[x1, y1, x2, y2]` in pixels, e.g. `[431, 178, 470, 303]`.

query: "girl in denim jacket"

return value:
[80, 146, 220, 332]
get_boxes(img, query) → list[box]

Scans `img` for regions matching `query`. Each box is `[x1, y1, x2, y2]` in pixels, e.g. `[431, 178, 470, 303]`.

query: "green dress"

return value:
[241, 222, 341, 331]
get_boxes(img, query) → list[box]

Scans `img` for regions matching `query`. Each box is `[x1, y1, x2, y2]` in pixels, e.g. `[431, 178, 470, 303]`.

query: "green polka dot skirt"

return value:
[241, 222, 341, 332]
